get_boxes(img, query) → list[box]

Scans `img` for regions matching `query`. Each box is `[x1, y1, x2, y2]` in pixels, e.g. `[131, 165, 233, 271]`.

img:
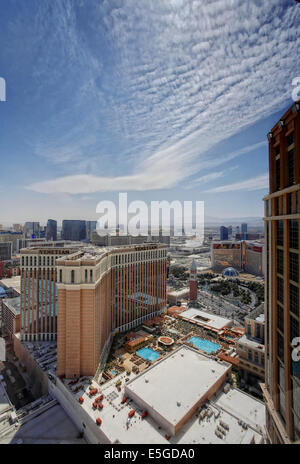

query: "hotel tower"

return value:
[261, 100, 300, 443]
[56, 243, 167, 378]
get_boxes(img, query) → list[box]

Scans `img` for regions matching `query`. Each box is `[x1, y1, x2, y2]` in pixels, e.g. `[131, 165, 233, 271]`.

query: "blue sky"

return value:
[0, 0, 299, 225]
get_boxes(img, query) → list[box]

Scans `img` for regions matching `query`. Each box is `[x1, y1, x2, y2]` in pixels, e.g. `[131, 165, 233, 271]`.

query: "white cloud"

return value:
[24, 0, 300, 194]
[203, 173, 269, 194]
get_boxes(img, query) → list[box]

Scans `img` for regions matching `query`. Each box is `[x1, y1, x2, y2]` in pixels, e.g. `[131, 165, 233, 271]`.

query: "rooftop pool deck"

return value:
[136, 347, 161, 362]
[187, 336, 221, 354]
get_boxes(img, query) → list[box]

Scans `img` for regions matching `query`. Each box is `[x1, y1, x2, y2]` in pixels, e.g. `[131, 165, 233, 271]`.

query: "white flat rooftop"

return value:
[70, 350, 265, 444]
[180, 308, 232, 331]
[213, 388, 265, 433]
[238, 334, 265, 352]
[125, 346, 230, 429]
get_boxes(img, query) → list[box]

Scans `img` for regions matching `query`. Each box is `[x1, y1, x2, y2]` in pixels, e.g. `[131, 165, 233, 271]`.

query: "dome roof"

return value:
[222, 267, 239, 277]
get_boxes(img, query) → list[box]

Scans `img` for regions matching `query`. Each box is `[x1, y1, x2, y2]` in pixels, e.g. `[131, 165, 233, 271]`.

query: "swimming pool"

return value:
[188, 337, 221, 354]
[136, 347, 161, 362]
[111, 369, 118, 376]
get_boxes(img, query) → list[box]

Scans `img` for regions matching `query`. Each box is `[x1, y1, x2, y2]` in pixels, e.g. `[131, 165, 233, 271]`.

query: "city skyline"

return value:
[1, 1, 300, 224]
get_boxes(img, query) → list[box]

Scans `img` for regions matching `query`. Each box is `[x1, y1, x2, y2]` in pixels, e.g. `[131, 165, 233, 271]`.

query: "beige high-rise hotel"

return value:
[56, 243, 167, 378]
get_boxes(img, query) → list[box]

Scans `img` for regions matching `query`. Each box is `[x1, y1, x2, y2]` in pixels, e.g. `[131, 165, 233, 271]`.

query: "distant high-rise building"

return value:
[189, 259, 198, 301]
[61, 220, 86, 241]
[13, 224, 23, 232]
[228, 226, 233, 238]
[0, 242, 12, 261]
[86, 221, 97, 240]
[46, 219, 57, 241]
[261, 101, 300, 444]
[0, 231, 23, 254]
[24, 222, 40, 238]
[241, 223, 248, 240]
[220, 226, 229, 241]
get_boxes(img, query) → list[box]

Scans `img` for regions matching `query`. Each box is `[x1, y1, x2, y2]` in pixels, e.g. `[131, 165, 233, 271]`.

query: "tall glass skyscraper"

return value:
[46, 219, 57, 241]
[61, 220, 86, 241]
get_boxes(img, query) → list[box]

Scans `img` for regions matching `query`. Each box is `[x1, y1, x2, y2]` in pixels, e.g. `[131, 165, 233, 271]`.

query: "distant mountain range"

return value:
[204, 215, 264, 227]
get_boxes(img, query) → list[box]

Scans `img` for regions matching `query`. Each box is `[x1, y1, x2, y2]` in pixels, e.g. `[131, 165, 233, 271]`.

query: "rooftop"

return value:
[57, 243, 166, 265]
[125, 346, 230, 431]
[167, 288, 190, 297]
[179, 308, 233, 331]
[2, 297, 21, 315]
[69, 346, 265, 444]
[238, 334, 265, 352]
[0, 276, 21, 295]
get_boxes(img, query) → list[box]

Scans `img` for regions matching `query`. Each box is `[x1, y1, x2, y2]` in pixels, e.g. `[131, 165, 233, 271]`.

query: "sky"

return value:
[0, 0, 300, 226]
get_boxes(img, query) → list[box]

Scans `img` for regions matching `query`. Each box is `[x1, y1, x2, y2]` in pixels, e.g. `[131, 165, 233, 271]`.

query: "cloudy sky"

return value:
[0, 0, 299, 225]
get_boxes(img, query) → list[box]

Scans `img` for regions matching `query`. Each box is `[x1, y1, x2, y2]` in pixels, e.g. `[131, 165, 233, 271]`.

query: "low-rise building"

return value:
[236, 306, 265, 387]
[167, 288, 190, 305]
[178, 308, 233, 335]
[1, 297, 21, 338]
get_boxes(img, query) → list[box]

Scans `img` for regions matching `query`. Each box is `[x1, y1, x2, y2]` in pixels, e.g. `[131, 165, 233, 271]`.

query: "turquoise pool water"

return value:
[111, 369, 118, 376]
[188, 337, 221, 354]
[136, 347, 161, 362]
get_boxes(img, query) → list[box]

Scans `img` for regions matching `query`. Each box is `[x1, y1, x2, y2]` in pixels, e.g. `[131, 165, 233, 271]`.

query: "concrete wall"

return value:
[13, 334, 48, 398]
[48, 378, 111, 444]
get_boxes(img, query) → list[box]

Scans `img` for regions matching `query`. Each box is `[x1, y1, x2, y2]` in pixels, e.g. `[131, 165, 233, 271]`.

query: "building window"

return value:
[248, 350, 253, 361]
[276, 158, 280, 191]
[287, 193, 292, 215]
[290, 252, 299, 283]
[290, 220, 299, 250]
[277, 305, 284, 332]
[85, 269, 88, 283]
[290, 284, 299, 317]
[90, 270, 93, 282]
[277, 276, 284, 304]
[287, 133, 294, 147]
[277, 249, 284, 275]
[71, 270, 75, 284]
[277, 221, 284, 246]
[290, 315, 299, 343]
[59, 269, 62, 283]
[288, 149, 295, 186]
[278, 332, 284, 362]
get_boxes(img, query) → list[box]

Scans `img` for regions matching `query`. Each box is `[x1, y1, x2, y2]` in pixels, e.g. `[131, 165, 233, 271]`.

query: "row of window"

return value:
[274, 132, 295, 191]
[277, 278, 299, 315]
[111, 249, 166, 265]
[248, 349, 264, 366]
[21, 255, 58, 267]
[272, 193, 299, 218]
